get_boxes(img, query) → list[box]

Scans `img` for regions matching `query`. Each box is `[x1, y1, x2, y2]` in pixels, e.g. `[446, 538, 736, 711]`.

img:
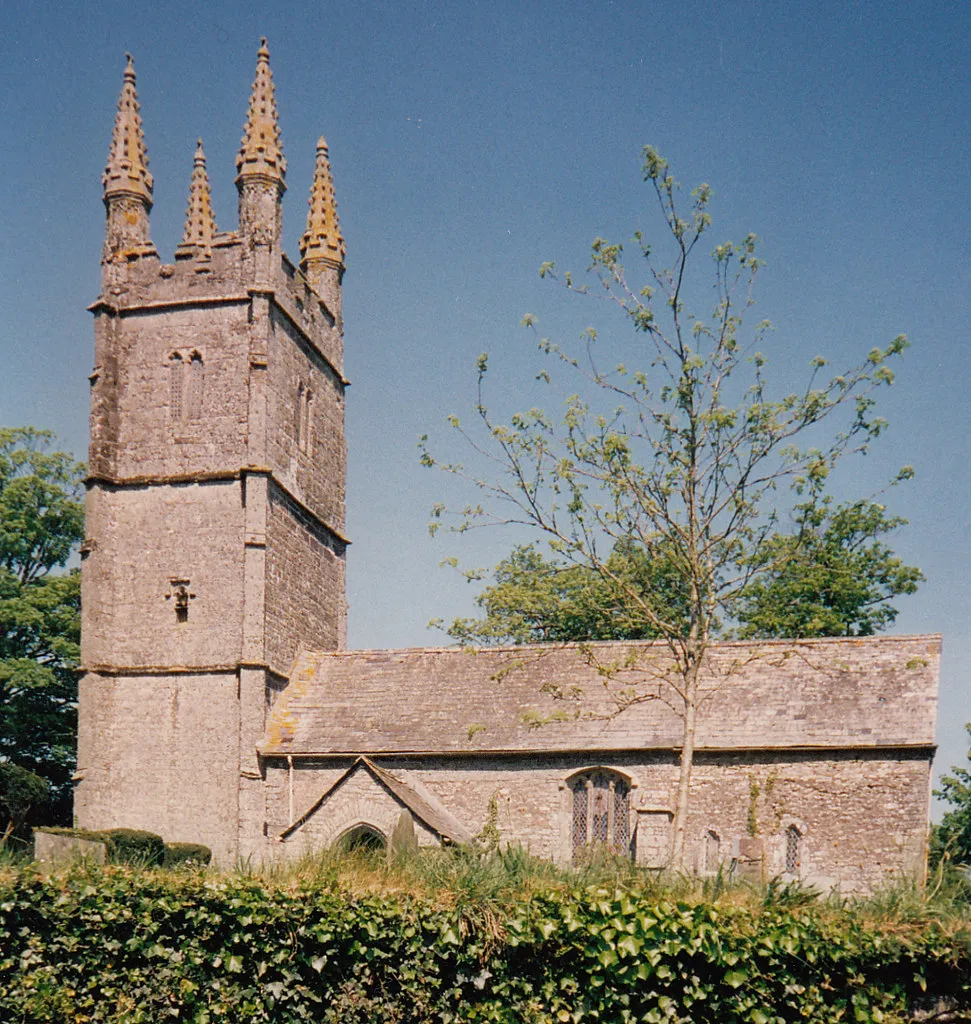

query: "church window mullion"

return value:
[607, 778, 616, 851]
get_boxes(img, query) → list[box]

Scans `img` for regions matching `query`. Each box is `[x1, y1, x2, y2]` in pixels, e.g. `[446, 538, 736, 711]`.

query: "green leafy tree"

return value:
[0, 427, 84, 821]
[934, 725, 971, 869]
[735, 497, 923, 638]
[442, 539, 688, 645]
[445, 498, 920, 644]
[422, 147, 911, 868]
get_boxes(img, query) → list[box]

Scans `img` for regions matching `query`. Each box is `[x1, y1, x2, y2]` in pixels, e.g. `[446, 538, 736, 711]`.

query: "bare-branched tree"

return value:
[421, 148, 911, 868]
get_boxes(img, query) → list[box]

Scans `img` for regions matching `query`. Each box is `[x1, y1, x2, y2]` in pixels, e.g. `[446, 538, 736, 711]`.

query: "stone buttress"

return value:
[75, 42, 349, 864]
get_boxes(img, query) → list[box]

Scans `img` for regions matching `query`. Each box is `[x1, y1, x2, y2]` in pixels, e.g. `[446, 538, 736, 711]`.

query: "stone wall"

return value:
[80, 229, 347, 864]
[276, 255, 344, 376]
[278, 767, 439, 856]
[90, 300, 251, 482]
[34, 831, 107, 871]
[265, 748, 931, 893]
[266, 308, 346, 534]
[75, 670, 241, 863]
[265, 483, 346, 674]
[81, 480, 245, 670]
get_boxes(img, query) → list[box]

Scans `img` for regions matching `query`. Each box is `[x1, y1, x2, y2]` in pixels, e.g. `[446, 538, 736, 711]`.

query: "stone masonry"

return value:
[76, 43, 347, 864]
[261, 636, 938, 892]
[76, 44, 940, 890]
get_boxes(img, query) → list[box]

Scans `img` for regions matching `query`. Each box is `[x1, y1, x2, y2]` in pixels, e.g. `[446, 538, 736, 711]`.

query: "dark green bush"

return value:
[0, 764, 50, 848]
[162, 841, 212, 868]
[99, 828, 165, 866]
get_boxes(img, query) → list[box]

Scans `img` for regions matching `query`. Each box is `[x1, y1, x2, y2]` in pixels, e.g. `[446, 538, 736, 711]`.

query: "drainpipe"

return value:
[287, 755, 294, 827]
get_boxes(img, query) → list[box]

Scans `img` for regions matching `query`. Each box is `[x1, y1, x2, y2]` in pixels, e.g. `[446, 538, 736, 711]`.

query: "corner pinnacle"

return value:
[299, 135, 345, 269]
[103, 53, 153, 204]
[179, 139, 217, 251]
[236, 37, 286, 187]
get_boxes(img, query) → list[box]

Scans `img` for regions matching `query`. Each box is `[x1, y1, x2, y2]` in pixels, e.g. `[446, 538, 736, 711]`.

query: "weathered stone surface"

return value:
[262, 742, 934, 893]
[34, 831, 107, 871]
[391, 810, 419, 857]
[263, 636, 940, 756]
[77, 43, 346, 866]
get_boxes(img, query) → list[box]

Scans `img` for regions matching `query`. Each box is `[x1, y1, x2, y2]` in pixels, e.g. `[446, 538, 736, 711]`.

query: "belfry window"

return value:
[169, 354, 183, 423]
[186, 352, 204, 419]
[302, 388, 313, 453]
[785, 825, 801, 874]
[570, 770, 631, 860]
[296, 382, 313, 453]
[169, 351, 204, 425]
[295, 383, 304, 444]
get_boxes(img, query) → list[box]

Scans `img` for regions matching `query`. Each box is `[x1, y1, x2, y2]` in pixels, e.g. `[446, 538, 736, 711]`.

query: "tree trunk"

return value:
[670, 663, 699, 871]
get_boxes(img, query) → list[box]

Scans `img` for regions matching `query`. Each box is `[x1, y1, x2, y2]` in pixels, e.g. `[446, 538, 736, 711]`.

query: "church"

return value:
[74, 42, 940, 893]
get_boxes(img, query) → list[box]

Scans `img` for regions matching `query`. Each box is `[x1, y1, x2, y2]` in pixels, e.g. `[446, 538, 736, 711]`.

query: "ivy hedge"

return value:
[0, 867, 968, 1022]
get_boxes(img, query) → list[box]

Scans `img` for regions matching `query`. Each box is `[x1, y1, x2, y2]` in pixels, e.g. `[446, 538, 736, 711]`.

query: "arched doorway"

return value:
[336, 824, 387, 854]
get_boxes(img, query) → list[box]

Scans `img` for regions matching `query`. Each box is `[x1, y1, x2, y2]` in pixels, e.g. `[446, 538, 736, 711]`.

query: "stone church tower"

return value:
[75, 42, 348, 863]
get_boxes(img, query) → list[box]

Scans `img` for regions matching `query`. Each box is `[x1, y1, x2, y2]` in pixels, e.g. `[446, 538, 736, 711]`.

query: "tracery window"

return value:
[570, 770, 630, 860]
[785, 825, 801, 874]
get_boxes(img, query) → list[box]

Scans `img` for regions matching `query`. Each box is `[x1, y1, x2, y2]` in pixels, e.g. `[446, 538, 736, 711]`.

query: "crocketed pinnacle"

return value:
[181, 139, 217, 247]
[299, 136, 345, 267]
[103, 54, 153, 203]
[235, 37, 286, 186]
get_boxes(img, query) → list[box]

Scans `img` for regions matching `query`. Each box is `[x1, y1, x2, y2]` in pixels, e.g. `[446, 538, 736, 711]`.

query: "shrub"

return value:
[162, 842, 211, 868]
[96, 828, 165, 866]
[0, 867, 967, 1022]
[0, 763, 50, 840]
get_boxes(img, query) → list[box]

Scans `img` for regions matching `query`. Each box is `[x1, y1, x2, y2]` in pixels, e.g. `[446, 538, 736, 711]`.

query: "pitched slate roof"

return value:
[260, 634, 940, 758]
[280, 757, 475, 844]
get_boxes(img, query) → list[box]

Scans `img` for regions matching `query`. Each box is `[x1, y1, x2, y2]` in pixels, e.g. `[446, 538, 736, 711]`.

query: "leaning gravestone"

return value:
[390, 809, 419, 857]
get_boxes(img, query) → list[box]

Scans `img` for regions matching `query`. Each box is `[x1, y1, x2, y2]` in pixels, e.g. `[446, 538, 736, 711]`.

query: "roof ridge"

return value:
[310, 633, 943, 659]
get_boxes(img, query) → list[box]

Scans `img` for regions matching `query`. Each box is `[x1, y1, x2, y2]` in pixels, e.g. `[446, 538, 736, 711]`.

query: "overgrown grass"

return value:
[235, 841, 971, 936]
[248, 842, 708, 906]
[17, 835, 971, 937]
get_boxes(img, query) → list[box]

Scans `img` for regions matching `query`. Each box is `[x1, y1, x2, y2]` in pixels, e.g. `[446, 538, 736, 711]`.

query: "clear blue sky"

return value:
[2, 0, 968, 804]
